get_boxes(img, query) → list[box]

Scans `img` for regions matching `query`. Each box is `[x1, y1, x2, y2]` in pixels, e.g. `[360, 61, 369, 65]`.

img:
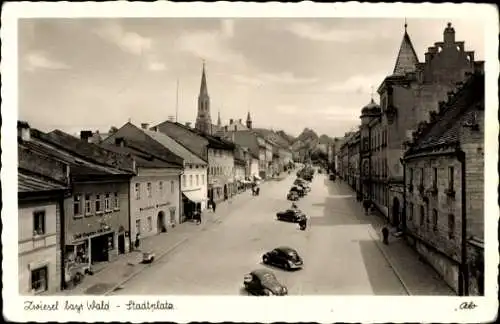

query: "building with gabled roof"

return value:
[402, 71, 484, 296]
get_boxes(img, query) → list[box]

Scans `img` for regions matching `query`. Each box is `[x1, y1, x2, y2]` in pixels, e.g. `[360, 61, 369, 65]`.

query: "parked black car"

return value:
[329, 173, 336, 181]
[262, 246, 303, 271]
[287, 191, 299, 201]
[243, 269, 288, 296]
[276, 209, 306, 223]
[290, 186, 305, 197]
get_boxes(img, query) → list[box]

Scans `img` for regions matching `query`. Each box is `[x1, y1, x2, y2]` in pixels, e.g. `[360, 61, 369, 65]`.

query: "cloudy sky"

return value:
[18, 17, 485, 137]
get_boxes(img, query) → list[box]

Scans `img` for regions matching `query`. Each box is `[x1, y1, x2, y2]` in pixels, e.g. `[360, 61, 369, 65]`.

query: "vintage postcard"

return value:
[1, 1, 498, 323]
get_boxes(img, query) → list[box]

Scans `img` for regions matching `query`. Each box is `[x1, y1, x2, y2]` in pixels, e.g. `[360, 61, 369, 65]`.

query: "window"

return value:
[135, 183, 141, 200]
[135, 219, 141, 235]
[425, 202, 430, 225]
[196, 174, 199, 186]
[95, 194, 103, 213]
[171, 180, 175, 193]
[432, 168, 438, 188]
[408, 203, 413, 221]
[409, 168, 414, 185]
[189, 175, 193, 187]
[31, 266, 48, 293]
[182, 175, 187, 187]
[33, 210, 45, 236]
[104, 193, 111, 211]
[420, 205, 425, 226]
[114, 192, 120, 210]
[420, 168, 425, 186]
[448, 214, 455, 238]
[146, 182, 152, 198]
[84, 194, 92, 215]
[73, 194, 82, 216]
[448, 166, 454, 189]
[159, 181, 163, 194]
[201, 174, 205, 185]
[432, 209, 438, 230]
[147, 216, 153, 232]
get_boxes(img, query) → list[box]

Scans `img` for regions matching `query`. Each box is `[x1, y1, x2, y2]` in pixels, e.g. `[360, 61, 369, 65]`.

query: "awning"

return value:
[182, 190, 207, 203]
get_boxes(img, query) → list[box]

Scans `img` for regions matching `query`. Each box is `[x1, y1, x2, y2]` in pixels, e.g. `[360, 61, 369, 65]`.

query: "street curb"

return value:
[103, 237, 189, 296]
[367, 227, 412, 296]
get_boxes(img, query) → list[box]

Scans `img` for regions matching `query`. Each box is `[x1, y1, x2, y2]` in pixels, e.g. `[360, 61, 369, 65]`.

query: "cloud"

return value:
[232, 71, 318, 87]
[221, 19, 235, 38]
[24, 51, 70, 71]
[286, 22, 381, 43]
[95, 22, 152, 55]
[327, 72, 387, 94]
[148, 61, 167, 71]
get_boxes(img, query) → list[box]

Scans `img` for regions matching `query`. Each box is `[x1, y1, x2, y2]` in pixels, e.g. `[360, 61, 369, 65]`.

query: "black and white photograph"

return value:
[1, 2, 498, 323]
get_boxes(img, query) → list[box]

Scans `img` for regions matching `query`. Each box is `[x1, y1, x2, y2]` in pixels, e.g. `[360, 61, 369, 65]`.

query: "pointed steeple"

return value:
[393, 20, 419, 75]
[217, 110, 221, 127]
[199, 60, 208, 97]
[246, 111, 252, 129]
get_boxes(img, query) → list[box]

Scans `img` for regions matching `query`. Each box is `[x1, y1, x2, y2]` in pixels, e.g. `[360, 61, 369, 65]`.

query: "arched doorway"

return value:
[392, 197, 400, 228]
[157, 211, 166, 233]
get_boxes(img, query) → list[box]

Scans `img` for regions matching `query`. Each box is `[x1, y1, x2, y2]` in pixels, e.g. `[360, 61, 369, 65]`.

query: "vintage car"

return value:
[243, 269, 288, 296]
[262, 246, 304, 271]
[276, 209, 307, 223]
[287, 191, 299, 201]
[290, 186, 306, 197]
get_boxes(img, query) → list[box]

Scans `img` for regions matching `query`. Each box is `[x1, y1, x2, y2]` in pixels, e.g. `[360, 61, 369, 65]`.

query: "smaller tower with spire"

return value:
[393, 19, 419, 75]
[195, 60, 213, 135]
[246, 111, 252, 129]
[217, 110, 222, 127]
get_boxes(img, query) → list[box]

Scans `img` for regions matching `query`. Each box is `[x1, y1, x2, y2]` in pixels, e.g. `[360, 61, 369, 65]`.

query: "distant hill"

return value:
[276, 130, 296, 145]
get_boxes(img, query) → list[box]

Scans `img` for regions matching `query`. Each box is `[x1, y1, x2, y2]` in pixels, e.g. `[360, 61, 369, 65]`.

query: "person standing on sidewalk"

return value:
[135, 233, 141, 250]
[382, 226, 389, 245]
[212, 199, 217, 213]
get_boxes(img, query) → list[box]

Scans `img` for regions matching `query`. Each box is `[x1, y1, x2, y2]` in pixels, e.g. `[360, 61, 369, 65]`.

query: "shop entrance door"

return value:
[91, 235, 110, 263]
[118, 234, 125, 254]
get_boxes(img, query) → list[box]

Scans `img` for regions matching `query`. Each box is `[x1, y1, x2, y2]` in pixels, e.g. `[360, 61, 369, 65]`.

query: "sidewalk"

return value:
[56, 185, 260, 296]
[339, 182, 456, 296]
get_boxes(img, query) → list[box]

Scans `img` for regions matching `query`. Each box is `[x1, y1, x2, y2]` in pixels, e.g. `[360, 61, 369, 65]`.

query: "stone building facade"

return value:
[377, 22, 483, 228]
[402, 71, 484, 295]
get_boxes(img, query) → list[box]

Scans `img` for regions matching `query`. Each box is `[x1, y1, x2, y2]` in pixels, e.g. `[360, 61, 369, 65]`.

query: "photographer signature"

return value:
[457, 301, 478, 311]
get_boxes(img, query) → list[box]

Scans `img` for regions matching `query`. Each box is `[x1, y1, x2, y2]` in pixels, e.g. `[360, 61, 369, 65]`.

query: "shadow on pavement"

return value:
[309, 195, 373, 226]
[84, 283, 117, 295]
[357, 240, 408, 296]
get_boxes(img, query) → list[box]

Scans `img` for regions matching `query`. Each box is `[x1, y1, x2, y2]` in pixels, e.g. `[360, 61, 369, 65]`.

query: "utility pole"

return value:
[175, 78, 179, 122]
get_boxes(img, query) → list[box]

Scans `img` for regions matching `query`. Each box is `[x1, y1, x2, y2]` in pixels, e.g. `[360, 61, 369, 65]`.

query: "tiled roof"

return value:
[393, 30, 419, 75]
[407, 72, 484, 154]
[252, 128, 291, 149]
[142, 129, 207, 165]
[18, 172, 67, 193]
[100, 143, 181, 169]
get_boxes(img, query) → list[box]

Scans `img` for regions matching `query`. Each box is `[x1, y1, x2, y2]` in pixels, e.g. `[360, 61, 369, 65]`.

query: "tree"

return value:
[108, 126, 118, 135]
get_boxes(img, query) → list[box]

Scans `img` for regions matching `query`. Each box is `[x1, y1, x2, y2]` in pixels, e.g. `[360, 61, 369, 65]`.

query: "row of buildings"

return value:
[18, 62, 294, 295]
[336, 22, 485, 296]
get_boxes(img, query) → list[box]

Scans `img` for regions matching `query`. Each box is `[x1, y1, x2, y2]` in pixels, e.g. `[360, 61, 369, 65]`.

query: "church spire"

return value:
[246, 111, 252, 129]
[393, 19, 419, 75]
[217, 110, 221, 127]
[200, 60, 208, 97]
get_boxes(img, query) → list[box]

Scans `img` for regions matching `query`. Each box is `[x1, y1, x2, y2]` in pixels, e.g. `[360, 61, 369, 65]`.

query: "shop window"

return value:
[171, 180, 175, 193]
[73, 194, 82, 217]
[33, 210, 46, 236]
[448, 214, 455, 239]
[95, 194, 103, 214]
[104, 193, 111, 212]
[31, 266, 48, 294]
[84, 194, 92, 216]
[114, 192, 120, 210]
[135, 183, 141, 200]
[146, 182, 152, 198]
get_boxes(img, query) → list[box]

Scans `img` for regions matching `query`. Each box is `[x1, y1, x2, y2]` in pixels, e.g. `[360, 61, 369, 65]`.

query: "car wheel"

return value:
[284, 262, 291, 270]
[263, 256, 269, 264]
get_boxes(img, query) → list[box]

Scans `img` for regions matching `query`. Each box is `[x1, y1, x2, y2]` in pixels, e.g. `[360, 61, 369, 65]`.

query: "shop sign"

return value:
[139, 205, 155, 212]
[157, 202, 171, 208]
[73, 227, 112, 241]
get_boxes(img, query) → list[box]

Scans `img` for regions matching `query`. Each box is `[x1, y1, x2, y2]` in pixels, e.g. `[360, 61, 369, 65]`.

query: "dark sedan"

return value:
[276, 209, 306, 223]
[290, 186, 305, 197]
[287, 191, 299, 201]
[262, 246, 303, 271]
[243, 269, 288, 296]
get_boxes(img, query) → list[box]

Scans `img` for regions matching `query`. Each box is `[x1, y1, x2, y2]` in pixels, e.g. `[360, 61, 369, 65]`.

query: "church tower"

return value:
[195, 61, 213, 134]
[217, 110, 222, 128]
[246, 111, 252, 129]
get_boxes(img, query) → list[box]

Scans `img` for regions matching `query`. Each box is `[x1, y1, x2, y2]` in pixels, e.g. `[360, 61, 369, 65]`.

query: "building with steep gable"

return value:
[402, 70, 484, 296]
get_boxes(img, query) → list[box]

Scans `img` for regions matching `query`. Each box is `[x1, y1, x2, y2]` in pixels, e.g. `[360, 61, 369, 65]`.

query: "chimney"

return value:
[115, 137, 125, 147]
[141, 123, 149, 130]
[17, 121, 31, 141]
[80, 130, 93, 142]
[185, 122, 192, 128]
[230, 118, 234, 124]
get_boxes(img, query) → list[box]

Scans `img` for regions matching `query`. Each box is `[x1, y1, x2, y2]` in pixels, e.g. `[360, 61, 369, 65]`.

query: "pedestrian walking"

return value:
[134, 233, 141, 250]
[212, 199, 217, 213]
[369, 203, 375, 216]
[363, 199, 370, 215]
[382, 226, 389, 245]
